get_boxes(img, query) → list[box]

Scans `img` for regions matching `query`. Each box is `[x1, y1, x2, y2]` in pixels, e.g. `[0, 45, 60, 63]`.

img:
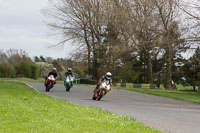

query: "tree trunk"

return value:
[166, 44, 172, 89]
[92, 50, 99, 80]
[157, 71, 161, 88]
[147, 51, 153, 83]
[83, 23, 91, 75]
[87, 48, 91, 74]
[193, 85, 196, 92]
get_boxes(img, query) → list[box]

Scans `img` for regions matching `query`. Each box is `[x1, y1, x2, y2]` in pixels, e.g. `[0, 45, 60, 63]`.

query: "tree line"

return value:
[1, 47, 200, 91]
[0, 49, 86, 80]
[43, 0, 200, 89]
[0, 49, 39, 79]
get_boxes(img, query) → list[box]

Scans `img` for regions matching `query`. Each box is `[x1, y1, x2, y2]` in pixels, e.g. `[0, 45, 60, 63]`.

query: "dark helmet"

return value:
[106, 72, 112, 79]
[68, 68, 72, 72]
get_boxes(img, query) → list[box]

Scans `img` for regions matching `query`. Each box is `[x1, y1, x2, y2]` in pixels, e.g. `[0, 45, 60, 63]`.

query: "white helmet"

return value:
[106, 72, 112, 79]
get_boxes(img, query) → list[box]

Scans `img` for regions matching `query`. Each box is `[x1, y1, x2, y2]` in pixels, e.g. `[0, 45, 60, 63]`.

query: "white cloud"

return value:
[0, 0, 12, 9]
[0, 0, 74, 59]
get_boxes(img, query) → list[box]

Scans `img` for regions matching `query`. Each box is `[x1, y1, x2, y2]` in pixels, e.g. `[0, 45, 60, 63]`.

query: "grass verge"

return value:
[0, 81, 160, 133]
[114, 87, 200, 104]
[0, 78, 44, 83]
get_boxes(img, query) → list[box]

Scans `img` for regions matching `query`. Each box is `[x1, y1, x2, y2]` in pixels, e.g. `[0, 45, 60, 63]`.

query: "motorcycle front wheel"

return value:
[65, 83, 71, 91]
[46, 82, 52, 92]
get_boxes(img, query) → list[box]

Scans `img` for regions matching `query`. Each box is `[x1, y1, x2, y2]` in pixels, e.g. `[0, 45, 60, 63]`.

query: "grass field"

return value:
[115, 87, 200, 104]
[0, 81, 160, 133]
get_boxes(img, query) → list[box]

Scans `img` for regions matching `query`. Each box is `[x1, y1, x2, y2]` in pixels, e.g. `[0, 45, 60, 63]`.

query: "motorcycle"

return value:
[92, 80, 111, 101]
[45, 75, 56, 92]
[64, 75, 74, 91]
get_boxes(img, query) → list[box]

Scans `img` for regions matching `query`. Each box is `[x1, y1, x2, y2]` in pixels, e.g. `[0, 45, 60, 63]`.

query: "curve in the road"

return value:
[26, 82, 200, 133]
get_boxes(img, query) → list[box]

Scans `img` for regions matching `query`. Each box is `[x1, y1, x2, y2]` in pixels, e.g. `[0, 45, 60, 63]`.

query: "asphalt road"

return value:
[26, 82, 200, 133]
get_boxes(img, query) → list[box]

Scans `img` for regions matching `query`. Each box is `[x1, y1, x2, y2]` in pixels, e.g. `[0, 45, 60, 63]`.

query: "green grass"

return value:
[175, 84, 194, 90]
[0, 81, 160, 133]
[158, 84, 194, 90]
[0, 77, 45, 83]
[115, 87, 200, 104]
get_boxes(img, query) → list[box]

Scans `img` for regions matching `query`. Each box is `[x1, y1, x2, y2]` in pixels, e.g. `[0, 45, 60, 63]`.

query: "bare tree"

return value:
[44, 0, 187, 84]
[44, 0, 133, 79]
[153, 0, 184, 89]
[44, 0, 92, 74]
[126, 0, 162, 83]
[6, 49, 31, 65]
[179, 0, 200, 41]
[0, 50, 8, 63]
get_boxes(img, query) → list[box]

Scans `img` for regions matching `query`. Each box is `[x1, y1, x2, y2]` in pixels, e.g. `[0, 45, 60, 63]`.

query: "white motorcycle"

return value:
[92, 80, 111, 101]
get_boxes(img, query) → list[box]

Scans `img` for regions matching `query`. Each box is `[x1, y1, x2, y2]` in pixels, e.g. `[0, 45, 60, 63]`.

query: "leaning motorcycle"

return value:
[64, 75, 74, 91]
[45, 75, 55, 92]
[92, 80, 111, 101]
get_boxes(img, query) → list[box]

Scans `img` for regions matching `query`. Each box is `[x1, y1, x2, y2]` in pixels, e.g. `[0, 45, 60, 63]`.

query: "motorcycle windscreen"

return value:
[66, 76, 74, 82]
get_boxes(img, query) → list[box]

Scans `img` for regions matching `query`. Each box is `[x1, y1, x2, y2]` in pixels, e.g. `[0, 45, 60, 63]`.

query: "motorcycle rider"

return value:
[48, 68, 58, 79]
[64, 68, 75, 85]
[94, 72, 112, 93]
[45, 68, 58, 86]
[65, 68, 74, 77]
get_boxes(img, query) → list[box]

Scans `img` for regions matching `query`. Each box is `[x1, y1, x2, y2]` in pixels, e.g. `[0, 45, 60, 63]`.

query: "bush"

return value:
[119, 62, 139, 83]
[35, 62, 53, 78]
[79, 79, 97, 85]
[58, 71, 65, 80]
[72, 67, 85, 78]
[0, 63, 16, 78]
[15, 62, 40, 79]
[15, 62, 31, 78]
[30, 63, 40, 79]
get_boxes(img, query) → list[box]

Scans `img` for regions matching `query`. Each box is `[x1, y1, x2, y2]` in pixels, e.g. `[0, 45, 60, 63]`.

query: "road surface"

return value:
[26, 82, 200, 133]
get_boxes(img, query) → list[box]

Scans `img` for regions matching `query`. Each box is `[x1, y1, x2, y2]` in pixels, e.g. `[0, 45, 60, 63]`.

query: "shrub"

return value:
[119, 62, 139, 83]
[30, 63, 40, 79]
[58, 71, 65, 80]
[15, 62, 32, 78]
[35, 62, 53, 78]
[15, 62, 40, 79]
[0, 63, 16, 78]
[79, 79, 97, 85]
[72, 67, 85, 78]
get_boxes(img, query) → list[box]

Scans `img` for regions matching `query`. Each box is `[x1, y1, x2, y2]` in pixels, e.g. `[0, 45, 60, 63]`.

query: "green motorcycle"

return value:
[64, 75, 74, 91]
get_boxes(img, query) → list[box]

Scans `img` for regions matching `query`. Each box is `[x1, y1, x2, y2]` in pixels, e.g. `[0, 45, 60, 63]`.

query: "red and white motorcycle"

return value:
[45, 75, 56, 92]
[92, 80, 111, 101]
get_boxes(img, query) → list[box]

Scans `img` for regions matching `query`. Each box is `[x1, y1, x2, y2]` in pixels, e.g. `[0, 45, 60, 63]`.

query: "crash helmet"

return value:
[106, 72, 112, 79]
[52, 68, 57, 72]
[68, 68, 72, 72]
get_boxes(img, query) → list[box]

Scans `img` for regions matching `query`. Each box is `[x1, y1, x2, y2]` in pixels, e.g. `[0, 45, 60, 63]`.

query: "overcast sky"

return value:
[0, 0, 74, 59]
